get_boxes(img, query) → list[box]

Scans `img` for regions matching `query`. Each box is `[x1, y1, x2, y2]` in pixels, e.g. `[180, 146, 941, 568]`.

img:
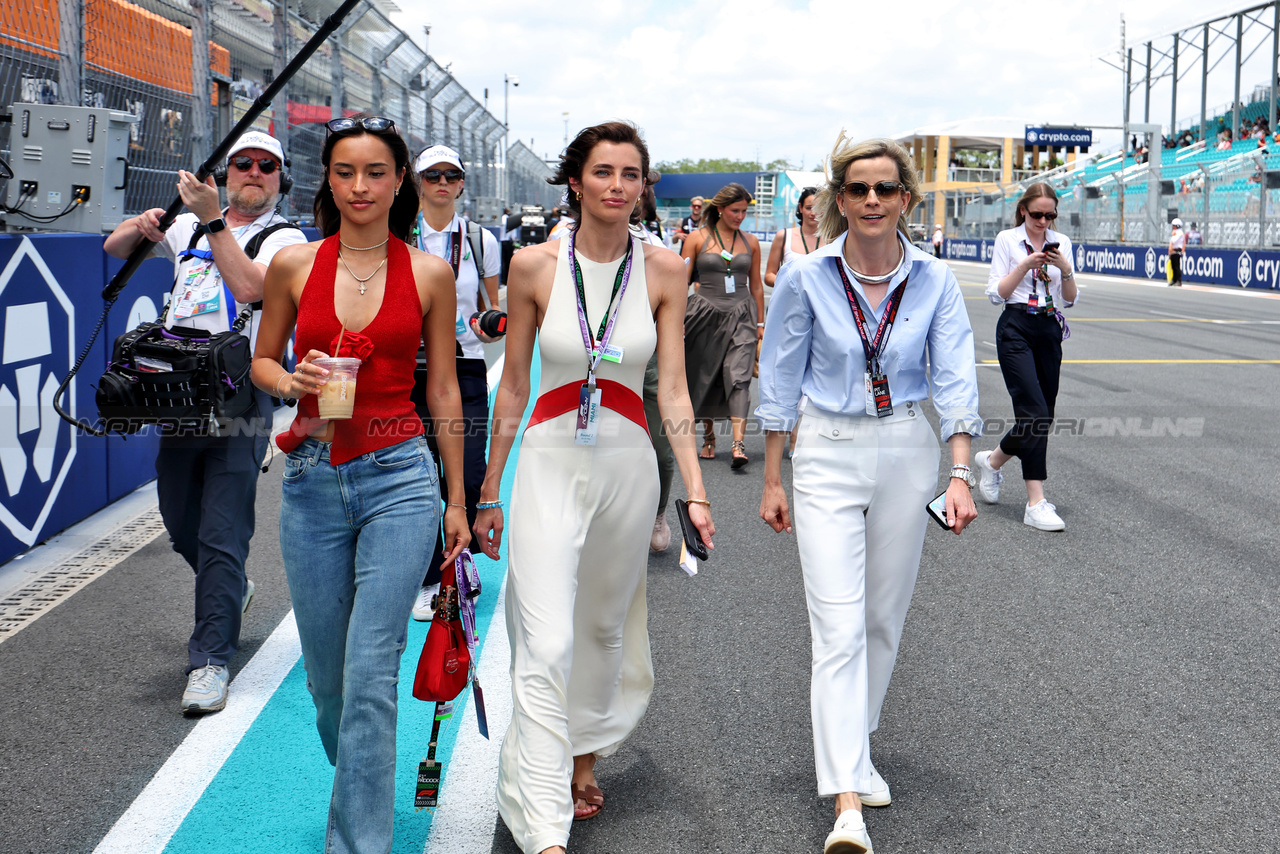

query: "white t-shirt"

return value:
[155, 209, 305, 349]
[415, 212, 501, 359]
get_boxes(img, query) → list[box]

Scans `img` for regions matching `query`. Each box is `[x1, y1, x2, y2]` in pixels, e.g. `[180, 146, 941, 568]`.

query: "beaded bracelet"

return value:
[476, 500, 503, 510]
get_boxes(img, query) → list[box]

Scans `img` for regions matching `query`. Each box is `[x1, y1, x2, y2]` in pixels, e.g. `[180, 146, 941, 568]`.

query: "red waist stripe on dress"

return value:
[526, 378, 650, 437]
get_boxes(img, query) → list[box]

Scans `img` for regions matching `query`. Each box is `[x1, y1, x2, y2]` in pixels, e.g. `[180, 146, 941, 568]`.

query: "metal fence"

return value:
[935, 150, 1280, 250]
[507, 139, 558, 211]
[0, 0, 550, 228]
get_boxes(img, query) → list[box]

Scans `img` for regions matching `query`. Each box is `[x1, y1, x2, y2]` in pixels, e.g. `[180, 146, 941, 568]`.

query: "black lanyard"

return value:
[712, 225, 740, 270]
[832, 256, 907, 373]
[448, 224, 463, 279]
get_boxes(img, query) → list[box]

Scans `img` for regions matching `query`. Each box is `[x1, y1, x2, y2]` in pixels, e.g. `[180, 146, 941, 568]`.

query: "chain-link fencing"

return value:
[2, 0, 514, 227]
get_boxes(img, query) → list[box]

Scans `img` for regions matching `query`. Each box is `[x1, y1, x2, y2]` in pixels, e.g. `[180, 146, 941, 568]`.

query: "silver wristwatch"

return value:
[949, 464, 975, 488]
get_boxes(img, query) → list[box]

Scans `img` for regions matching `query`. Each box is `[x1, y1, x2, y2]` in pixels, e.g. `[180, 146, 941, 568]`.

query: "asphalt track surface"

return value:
[3, 260, 1280, 854]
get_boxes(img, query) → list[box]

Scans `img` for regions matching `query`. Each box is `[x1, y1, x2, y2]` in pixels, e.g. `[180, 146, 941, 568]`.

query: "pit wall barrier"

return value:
[0, 232, 190, 564]
[942, 237, 1280, 290]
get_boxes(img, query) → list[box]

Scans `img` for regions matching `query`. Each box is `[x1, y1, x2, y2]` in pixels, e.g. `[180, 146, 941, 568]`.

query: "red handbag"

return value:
[412, 583, 471, 703]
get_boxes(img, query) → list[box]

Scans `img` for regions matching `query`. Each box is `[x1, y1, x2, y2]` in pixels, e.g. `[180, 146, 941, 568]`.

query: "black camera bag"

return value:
[95, 221, 300, 435]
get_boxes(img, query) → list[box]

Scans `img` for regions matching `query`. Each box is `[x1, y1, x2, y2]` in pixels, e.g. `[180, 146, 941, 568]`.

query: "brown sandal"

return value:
[571, 783, 604, 821]
[699, 436, 716, 459]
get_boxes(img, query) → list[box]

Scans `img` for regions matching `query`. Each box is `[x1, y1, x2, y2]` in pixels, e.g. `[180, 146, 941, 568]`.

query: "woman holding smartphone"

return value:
[757, 135, 980, 854]
[473, 120, 714, 854]
[972, 182, 1077, 531]
[251, 115, 469, 854]
[680, 183, 765, 467]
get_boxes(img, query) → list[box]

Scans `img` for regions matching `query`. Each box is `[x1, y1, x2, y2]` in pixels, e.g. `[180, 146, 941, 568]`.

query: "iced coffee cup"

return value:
[313, 356, 361, 420]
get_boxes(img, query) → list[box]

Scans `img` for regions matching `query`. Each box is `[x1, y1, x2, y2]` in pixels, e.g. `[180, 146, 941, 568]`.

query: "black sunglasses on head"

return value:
[421, 168, 464, 183]
[1026, 210, 1058, 221]
[325, 116, 396, 135]
[841, 180, 904, 201]
[229, 155, 279, 174]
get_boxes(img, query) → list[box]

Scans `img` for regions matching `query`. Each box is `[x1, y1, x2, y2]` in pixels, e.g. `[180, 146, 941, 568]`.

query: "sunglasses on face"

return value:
[1026, 210, 1058, 221]
[325, 116, 396, 135]
[691, 204, 702, 209]
[229, 156, 279, 174]
[841, 181, 904, 201]
[421, 168, 464, 183]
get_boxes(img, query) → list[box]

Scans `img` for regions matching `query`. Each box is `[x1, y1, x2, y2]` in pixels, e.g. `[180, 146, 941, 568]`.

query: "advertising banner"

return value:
[1024, 127, 1093, 150]
[943, 238, 1280, 290]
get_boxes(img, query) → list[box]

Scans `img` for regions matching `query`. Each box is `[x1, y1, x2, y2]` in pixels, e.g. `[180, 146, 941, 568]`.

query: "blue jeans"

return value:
[279, 436, 438, 854]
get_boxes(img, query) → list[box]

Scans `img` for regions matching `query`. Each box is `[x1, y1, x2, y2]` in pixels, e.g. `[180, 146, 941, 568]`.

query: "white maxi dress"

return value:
[496, 235, 659, 854]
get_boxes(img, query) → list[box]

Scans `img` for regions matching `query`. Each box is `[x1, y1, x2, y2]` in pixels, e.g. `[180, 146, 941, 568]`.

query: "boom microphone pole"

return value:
[102, 0, 363, 301]
[53, 0, 364, 432]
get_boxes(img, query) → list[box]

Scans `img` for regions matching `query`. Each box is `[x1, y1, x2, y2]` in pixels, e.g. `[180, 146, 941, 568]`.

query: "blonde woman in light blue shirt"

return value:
[757, 135, 980, 854]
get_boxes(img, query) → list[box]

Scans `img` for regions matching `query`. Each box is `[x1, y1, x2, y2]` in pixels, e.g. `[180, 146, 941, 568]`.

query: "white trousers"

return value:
[791, 404, 940, 797]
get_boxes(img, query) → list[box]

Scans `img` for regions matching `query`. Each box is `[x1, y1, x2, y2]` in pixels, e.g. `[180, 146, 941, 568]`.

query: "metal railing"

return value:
[1, 0, 523, 226]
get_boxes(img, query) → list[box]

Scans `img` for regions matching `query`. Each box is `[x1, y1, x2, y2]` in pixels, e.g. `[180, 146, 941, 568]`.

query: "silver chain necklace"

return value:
[845, 241, 906, 284]
[339, 236, 390, 252]
[338, 249, 387, 295]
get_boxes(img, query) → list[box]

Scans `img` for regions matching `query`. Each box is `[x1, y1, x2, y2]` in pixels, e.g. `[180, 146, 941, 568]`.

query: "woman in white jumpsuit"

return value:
[473, 121, 715, 854]
[757, 135, 981, 854]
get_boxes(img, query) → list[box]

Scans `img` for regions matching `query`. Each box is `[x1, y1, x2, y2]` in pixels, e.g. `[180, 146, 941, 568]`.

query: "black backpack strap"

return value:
[243, 220, 304, 260]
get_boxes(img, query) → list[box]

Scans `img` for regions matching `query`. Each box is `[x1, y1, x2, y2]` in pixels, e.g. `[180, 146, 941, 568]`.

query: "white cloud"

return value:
[395, 0, 1280, 167]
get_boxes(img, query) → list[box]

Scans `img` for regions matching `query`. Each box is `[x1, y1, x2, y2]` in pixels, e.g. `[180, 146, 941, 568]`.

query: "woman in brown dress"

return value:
[679, 182, 765, 468]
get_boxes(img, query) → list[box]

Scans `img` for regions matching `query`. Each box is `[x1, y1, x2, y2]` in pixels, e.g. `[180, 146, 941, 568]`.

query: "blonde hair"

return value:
[815, 133, 922, 243]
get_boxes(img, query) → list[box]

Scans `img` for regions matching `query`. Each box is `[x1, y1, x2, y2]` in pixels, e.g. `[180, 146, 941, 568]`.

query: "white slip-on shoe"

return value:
[411, 583, 440, 622]
[650, 514, 671, 553]
[182, 664, 229, 714]
[858, 765, 891, 808]
[973, 450, 1003, 504]
[1024, 499, 1066, 532]
[824, 809, 873, 854]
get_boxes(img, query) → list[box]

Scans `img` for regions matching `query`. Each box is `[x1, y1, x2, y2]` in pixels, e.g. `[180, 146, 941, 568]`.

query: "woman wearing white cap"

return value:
[407, 144, 502, 617]
[1167, 217, 1186, 286]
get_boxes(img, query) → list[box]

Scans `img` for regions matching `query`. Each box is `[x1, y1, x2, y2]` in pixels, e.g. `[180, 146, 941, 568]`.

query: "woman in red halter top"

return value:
[250, 115, 468, 854]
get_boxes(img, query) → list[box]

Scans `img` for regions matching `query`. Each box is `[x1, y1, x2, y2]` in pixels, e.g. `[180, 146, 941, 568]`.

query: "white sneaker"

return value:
[182, 664, 229, 714]
[973, 450, 1003, 504]
[824, 809, 873, 854]
[412, 583, 440, 622]
[241, 579, 255, 616]
[650, 514, 671, 553]
[1024, 499, 1065, 532]
[858, 764, 891, 807]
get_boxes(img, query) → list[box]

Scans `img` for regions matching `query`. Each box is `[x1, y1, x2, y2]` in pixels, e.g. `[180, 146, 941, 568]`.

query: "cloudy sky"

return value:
[392, 0, 1275, 167]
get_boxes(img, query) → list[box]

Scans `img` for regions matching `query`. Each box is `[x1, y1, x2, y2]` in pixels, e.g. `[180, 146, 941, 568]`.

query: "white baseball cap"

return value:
[415, 144, 463, 174]
[1172, 217, 1184, 227]
[227, 130, 284, 163]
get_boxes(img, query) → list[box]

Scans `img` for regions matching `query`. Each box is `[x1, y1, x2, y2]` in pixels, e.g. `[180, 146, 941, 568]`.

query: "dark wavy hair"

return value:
[313, 114, 419, 241]
[548, 120, 651, 216]
[795, 186, 818, 223]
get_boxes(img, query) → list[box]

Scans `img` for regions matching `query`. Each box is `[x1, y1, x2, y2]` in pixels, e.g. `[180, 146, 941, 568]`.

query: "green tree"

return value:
[656, 157, 768, 173]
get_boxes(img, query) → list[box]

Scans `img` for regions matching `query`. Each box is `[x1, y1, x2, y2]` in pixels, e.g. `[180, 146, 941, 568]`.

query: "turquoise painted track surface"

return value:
[161, 352, 538, 854]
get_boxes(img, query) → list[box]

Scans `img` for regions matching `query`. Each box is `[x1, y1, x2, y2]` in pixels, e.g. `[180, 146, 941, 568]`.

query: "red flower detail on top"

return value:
[330, 329, 375, 361]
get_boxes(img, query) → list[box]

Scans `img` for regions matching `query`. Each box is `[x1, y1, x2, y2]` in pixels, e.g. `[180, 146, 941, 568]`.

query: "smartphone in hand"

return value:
[1042, 241, 1061, 254]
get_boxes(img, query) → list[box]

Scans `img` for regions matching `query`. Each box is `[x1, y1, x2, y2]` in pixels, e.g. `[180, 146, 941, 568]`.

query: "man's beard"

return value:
[228, 186, 278, 217]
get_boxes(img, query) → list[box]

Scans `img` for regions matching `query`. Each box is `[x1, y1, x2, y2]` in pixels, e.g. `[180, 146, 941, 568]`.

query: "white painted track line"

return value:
[92, 611, 303, 854]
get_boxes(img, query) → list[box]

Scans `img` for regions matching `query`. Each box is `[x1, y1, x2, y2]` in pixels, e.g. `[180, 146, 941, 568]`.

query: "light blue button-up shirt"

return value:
[755, 233, 982, 442]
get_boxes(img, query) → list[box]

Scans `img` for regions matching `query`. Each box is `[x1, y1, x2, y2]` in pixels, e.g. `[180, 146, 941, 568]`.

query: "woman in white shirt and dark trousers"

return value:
[409, 144, 502, 614]
[973, 183, 1077, 532]
[757, 135, 980, 854]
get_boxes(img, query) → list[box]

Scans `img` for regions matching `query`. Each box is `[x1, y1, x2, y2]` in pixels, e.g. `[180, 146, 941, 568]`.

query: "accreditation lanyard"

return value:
[417, 215, 468, 335]
[800, 229, 820, 255]
[712, 226, 740, 292]
[1022, 239, 1054, 313]
[832, 256, 907, 418]
[568, 230, 634, 444]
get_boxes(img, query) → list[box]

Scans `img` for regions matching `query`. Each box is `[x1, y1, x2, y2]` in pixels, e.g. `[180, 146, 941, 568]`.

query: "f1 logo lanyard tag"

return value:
[1023, 240, 1054, 313]
[833, 256, 906, 418]
[568, 230, 634, 446]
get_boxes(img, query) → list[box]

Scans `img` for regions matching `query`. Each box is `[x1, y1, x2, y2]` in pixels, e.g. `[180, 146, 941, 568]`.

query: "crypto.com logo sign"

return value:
[0, 238, 76, 546]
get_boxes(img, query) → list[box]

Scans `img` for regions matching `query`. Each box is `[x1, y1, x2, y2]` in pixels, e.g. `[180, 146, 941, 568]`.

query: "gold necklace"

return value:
[339, 236, 389, 252]
[338, 249, 387, 295]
